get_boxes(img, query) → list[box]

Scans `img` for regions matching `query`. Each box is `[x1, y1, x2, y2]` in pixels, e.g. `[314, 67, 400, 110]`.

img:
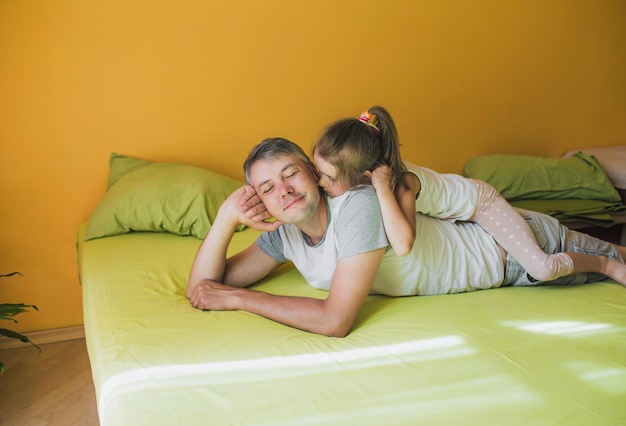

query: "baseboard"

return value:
[0, 325, 85, 351]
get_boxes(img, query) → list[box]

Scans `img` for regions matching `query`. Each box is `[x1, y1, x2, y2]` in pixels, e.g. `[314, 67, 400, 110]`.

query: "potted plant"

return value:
[1, 272, 40, 374]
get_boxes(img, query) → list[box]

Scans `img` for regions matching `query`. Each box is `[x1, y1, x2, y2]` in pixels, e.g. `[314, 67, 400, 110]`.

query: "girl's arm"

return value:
[370, 167, 420, 256]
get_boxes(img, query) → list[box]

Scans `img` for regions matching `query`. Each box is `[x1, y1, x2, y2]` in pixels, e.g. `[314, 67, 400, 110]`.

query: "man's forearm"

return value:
[230, 289, 350, 337]
[187, 210, 239, 298]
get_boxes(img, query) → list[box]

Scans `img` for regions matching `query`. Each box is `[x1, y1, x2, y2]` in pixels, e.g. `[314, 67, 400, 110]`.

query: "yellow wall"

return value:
[1, 1, 625, 333]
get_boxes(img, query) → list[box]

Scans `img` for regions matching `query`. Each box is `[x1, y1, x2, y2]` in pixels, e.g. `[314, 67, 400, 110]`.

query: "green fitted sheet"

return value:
[77, 225, 626, 426]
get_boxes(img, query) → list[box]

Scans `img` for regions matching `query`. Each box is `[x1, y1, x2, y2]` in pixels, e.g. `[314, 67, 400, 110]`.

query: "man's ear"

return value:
[361, 170, 372, 184]
[311, 167, 321, 182]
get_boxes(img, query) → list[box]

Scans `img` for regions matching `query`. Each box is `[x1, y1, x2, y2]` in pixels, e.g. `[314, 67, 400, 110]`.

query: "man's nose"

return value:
[279, 183, 294, 197]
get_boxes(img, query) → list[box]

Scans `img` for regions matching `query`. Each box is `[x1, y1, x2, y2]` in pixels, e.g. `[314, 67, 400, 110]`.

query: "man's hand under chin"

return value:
[239, 185, 283, 232]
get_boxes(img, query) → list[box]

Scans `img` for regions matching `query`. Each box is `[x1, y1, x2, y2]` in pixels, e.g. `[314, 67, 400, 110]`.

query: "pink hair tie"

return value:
[358, 111, 380, 133]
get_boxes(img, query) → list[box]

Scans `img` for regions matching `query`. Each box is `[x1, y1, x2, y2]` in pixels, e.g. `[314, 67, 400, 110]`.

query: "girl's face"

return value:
[313, 152, 352, 197]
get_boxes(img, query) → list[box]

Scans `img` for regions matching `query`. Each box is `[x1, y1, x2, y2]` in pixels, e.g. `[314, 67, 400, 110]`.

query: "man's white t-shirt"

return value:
[256, 186, 504, 296]
[257, 187, 388, 290]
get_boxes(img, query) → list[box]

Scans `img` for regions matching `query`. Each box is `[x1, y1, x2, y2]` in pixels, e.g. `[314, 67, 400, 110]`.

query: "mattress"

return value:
[77, 225, 626, 426]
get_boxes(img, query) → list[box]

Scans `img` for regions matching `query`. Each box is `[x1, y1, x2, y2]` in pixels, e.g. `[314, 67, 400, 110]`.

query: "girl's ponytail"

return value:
[367, 106, 405, 186]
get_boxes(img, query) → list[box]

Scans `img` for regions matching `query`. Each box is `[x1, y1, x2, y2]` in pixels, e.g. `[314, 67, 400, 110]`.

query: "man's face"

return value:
[313, 152, 352, 198]
[249, 154, 321, 225]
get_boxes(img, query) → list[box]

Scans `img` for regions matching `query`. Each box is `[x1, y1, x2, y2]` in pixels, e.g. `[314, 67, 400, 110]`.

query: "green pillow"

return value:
[85, 153, 245, 240]
[463, 152, 621, 202]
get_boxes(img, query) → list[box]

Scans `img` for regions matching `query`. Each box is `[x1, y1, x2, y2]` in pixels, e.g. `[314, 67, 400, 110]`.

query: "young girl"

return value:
[312, 105, 626, 285]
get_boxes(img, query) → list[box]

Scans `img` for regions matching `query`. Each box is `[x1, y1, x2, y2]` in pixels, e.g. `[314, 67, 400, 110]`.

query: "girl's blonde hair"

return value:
[313, 106, 405, 188]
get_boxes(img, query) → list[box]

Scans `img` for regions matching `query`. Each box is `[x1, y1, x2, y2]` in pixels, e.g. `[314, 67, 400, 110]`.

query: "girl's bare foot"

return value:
[605, 258, 626, 287]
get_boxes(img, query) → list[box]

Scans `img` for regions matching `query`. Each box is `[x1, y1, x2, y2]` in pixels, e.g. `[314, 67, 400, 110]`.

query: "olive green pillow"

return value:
[85, 153, 245, 240]
[463, 152, 621, 202]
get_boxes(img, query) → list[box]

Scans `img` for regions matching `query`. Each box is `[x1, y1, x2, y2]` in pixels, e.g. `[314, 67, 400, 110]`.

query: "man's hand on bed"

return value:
[239, 185, 283, 232]
[189, 279, 241, 311]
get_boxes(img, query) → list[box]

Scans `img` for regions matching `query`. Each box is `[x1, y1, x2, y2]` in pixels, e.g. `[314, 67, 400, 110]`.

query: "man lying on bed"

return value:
[187, 138, 626, 337]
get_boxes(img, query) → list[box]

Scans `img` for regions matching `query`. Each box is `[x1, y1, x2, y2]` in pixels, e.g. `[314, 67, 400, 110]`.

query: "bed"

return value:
[79, 153, 626, 425]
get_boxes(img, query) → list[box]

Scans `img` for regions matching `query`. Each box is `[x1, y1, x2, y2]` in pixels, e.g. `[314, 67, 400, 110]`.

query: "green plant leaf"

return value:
[0, 271, 40, 374]
[0, 303, 38, 322]
[0, 272, 22, 279]
[0, 328, 41, 352]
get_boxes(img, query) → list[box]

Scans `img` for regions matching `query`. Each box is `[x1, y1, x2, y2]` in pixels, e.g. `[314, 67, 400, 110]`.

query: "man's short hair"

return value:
[243, 137, 318, 184]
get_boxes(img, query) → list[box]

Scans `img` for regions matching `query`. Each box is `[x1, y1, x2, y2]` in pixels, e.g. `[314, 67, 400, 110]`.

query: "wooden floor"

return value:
[0, 339, 99, 425]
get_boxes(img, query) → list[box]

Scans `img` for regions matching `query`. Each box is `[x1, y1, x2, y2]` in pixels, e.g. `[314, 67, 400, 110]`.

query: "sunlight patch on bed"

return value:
[99, 335, 474, 421]
[503, 320, 616, 337]
[565, 361, 626, 395]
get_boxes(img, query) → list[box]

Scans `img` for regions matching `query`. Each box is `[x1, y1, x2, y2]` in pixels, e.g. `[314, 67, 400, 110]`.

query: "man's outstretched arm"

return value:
[188, 247, 386, 337]
[187, 186, 281, 299]
[187, 185, 386, 337]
